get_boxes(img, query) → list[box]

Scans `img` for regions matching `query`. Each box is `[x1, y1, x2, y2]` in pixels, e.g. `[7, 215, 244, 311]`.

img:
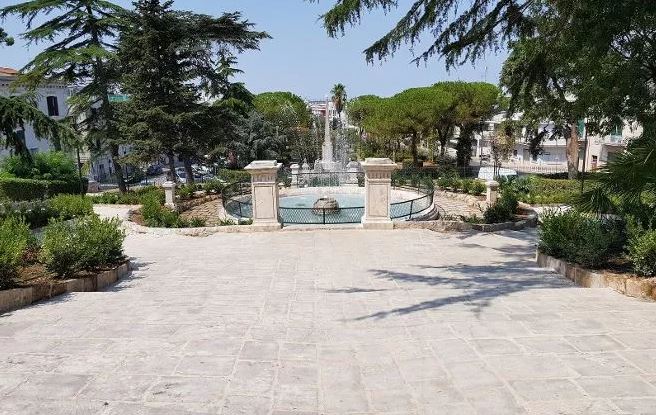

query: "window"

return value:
[46, 96, 59, 116]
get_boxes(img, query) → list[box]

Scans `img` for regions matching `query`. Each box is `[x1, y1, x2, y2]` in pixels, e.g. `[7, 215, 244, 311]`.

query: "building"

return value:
[0, 67, 72, 158]
[472, 112, 640, 171]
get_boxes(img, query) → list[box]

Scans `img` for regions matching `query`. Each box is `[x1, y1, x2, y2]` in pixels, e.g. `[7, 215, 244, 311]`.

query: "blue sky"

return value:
[0, 0, 506, 99]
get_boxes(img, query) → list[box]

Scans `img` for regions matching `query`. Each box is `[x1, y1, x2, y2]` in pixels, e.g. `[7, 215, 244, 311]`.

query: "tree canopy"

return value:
[350, 82, 499, 166]
[117, 0, 269, 182]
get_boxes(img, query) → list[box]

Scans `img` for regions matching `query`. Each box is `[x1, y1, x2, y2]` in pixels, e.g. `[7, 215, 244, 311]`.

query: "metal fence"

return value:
[279, 206, 365, 225]
[390, 186, 435, 220]
[284, 171, 365, 188]
[221, 180, 252, 219]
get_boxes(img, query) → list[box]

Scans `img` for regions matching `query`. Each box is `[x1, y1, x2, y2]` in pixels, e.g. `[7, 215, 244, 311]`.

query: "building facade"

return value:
[0, 67, 71, 158]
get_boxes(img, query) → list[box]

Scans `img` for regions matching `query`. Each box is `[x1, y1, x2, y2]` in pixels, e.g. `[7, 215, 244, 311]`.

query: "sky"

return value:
[0, 0, 507, 100]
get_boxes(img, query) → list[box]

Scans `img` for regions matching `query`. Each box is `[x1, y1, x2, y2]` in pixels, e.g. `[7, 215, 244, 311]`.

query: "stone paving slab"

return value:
[2, 228, 656, 414]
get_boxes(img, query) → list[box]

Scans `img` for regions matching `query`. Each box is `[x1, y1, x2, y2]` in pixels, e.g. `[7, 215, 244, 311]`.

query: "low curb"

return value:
[536, 251, 656, 301]
[394, 214, 538, 233]
[0, 261, 131, 315]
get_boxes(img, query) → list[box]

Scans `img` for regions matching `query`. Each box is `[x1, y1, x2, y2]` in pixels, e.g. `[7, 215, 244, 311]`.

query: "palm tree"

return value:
[2, 0, 129, 192]
[331, 83, 347, 115]
[575, 131, 656, 230]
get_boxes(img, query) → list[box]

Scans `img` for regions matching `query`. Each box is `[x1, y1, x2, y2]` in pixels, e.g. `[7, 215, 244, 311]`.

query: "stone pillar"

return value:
[290, 163, 300, 187]
[361, 158, 400, 229]
[162, 181, 176, 210]
[486, 180, 499, 205]
[244, 160, 282, 229]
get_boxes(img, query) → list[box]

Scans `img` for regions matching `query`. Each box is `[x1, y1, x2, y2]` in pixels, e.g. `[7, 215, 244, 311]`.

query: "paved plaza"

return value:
[2, 227, 656, 414]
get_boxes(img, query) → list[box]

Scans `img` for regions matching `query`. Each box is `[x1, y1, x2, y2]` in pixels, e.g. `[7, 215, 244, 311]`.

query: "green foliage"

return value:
[202, 179, 225, 194]
[0, 216, 30, 288]
[0, 177, 48, 201]
[48, 195, 93, 220]
[629, 231, 656, 277]
[92, 186, 164, 205]
[139, 193, 195, 228]
[0, 96, 75, 160]
[484, 189, 518, 224]
[1, 152, 78, 181]
[470, 180, 486, 195]
[506, 175, 595, 205]
[253, 91, 311, 129]
[539, 210, 626, 268]
[218, 217, 236, 226]
[217, 169, 250, 183]
[177, 185, 195, 200]
[0, 200, 55, 229]
[189, 217, 206, 227]
[40, 216, 125, 277]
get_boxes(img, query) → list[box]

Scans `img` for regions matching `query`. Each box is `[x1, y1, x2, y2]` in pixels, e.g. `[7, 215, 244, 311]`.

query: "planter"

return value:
[0, 260, 131, 314]
[536, 251, 656, 301]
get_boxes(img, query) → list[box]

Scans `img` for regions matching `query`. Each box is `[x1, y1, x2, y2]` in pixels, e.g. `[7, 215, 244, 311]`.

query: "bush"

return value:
[484, 189, 518, 224]
[217, 169, 249, 183]
[0, 177, 48, 200]
[40, 216, 125, 277]
[140, 193, 185, 228]
[0, 200, 56, 229]
[460, 179, 473, 194]
[0, 217, 30, 288]
[471, 180, 486, 195]
[202, 179, 224, 194]
[629, 231, 656, 276]
[177, 185, 195, 200]
[92, 186, 164, 205]
[49, 195, 94, 220]
[48, 178, 88, 196]
[189, 217, 206, 227]
[539, 210, 626, 268]
[1, 152, 78, 182]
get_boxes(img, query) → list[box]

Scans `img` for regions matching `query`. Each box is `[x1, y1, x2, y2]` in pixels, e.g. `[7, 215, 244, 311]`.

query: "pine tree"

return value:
[2, 0, 130, 192]
[118, 0, 269, 184]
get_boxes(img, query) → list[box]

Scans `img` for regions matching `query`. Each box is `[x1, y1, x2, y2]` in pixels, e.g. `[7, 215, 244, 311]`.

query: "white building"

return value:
[472, 112, 640, 171]
[0, 67, 71, 158]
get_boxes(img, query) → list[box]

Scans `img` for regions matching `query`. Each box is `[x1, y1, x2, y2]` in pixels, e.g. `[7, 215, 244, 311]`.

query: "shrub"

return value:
[0, 217, 30, 288]
[460, 179, 473, 194]
[140, 193, 185, 228]
[202, 180, 224, 194]
[471, 180, 486, 195]
[629, 231, 656, 276]
[189, 217, 206, 227]
[484, 189, 518, 224]
[218, 217, 236, 226]
[49, 195, 94, 220]
[0, 200, 56, 229]
[1, 151, 78, 182]
[177, 185, 195, 200]
[217, 169, 249, 183]
[92, 186, 164, 205]
[48, 178, 88, 196]
[40, 216, 125, 277]
[539, 210, 626, 268]
[0, 177, 48, 200]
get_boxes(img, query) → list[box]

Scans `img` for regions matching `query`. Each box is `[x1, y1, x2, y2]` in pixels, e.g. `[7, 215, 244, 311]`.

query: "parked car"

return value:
[146, 164, 163, 176]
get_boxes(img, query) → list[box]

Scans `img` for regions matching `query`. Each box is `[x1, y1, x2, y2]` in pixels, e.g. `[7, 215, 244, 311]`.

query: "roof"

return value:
[0, 67, 19, 76]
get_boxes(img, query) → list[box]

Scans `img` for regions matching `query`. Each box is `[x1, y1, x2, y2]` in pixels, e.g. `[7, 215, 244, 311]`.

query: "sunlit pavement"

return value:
[1, 228, 656, 414]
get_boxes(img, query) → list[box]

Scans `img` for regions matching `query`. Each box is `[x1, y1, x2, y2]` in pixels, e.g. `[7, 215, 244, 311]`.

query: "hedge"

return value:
[0, 177, 87, 201]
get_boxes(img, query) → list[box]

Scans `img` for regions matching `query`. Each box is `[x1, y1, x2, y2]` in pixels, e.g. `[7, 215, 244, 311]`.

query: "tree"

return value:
[331, 83, 347, 116]
[0, 26, 13, 45]
[253, 91, 315, 162]
[2, 0, 130, 191]
[0, 95, 75, 160]
[118, 0, 268, 184]
[313, 1, 656, 178]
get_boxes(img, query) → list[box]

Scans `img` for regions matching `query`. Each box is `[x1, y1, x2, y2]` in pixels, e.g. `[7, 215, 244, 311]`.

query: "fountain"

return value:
[312, 197, 340, 215]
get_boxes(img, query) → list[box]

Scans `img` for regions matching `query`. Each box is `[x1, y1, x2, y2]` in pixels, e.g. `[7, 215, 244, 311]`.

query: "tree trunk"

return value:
[411, 132, 419, 167]
[183, 157, 195, 186]
[110, 144, 127, 193]
[167, 152, 176, 182]
[566, 121, 580, 179]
